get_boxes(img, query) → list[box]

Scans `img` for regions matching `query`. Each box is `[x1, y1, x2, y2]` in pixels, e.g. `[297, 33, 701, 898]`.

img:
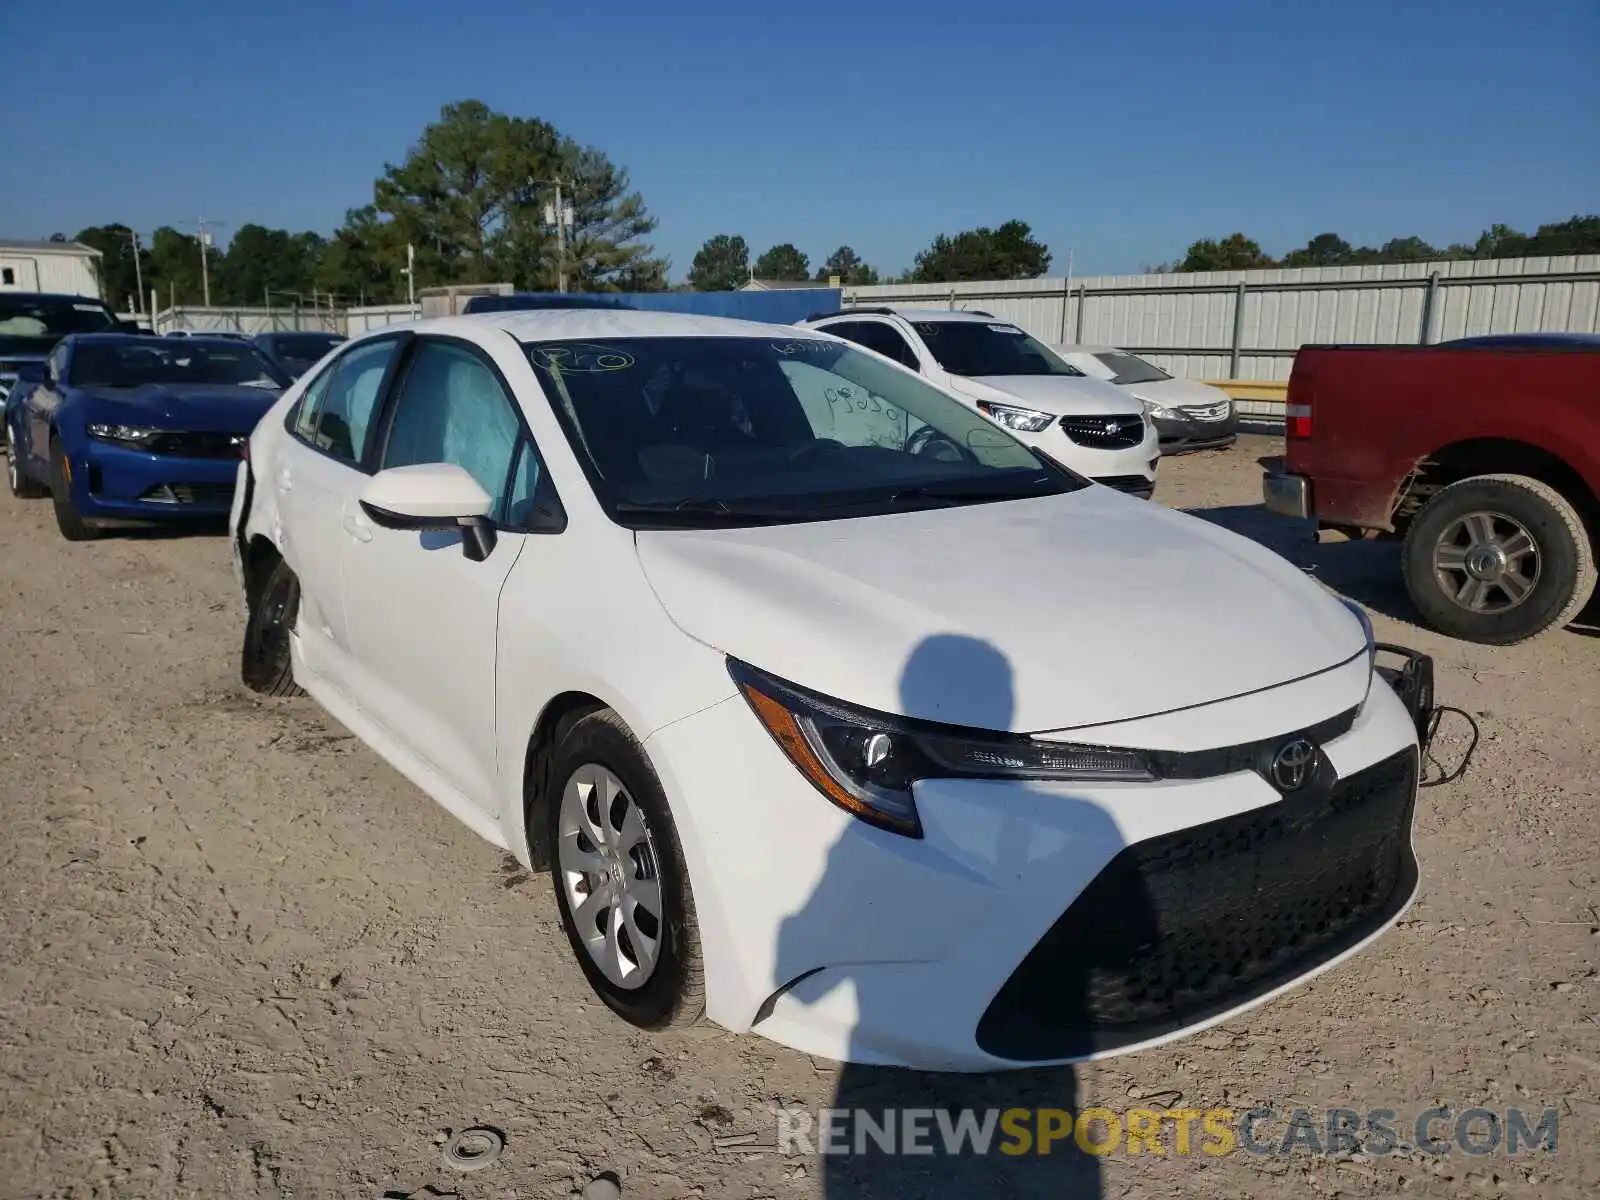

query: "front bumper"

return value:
[1022, 422, 1159, 500]
[71, 441, 243, 519]
[1153, 406, 1239, 453]
[648, 657, 1430, 1070]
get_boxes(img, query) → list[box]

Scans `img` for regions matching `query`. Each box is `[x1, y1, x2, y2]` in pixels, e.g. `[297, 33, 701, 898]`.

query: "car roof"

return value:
[1437, 332, 1600, 350]
[389, 309, 833, 343]
[0, 291, 111, 305]
[808, 307, 1003, 325]
[1053, 343, 1117, 354]
[73, 332, 260, 348]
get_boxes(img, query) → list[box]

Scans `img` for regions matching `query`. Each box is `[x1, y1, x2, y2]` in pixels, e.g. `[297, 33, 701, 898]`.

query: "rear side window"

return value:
[290, 338, 402, 465]
[827, 320, 919, 370]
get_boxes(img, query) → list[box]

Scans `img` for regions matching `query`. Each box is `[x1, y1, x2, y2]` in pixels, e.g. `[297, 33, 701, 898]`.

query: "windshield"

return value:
[912, 321, 1083, 378]
[1094, 350, 1171, 385]
[69, 339, 289, 390]
[524, 336, 1085, 527]
[0, 296, 116, 338]
[270, 333, 343, 361]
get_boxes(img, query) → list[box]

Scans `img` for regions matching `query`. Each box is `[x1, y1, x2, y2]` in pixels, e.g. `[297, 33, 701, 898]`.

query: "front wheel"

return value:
[48, 437, 100, 540]
[7, 438, 47, 498]
[1401, 473, 1596, 644]
[547, 709, 704, 1029]
[240, 557, 305, 696]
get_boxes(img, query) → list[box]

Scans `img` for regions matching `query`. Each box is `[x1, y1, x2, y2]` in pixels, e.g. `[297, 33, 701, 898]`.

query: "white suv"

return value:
[799, 308, 1159, 498]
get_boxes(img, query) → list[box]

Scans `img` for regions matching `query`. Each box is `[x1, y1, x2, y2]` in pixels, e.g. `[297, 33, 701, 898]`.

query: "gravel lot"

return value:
[2, 435, 1595, 1200]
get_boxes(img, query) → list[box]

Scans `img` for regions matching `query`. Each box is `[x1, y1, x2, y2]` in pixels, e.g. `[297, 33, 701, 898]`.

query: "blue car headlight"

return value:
[87, 423, 165, 450]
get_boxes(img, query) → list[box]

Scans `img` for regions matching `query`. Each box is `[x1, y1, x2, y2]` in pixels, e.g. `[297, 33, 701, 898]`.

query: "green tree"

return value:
[752, 243, 810, 281]
[1526, 215, 1600, 256]
[1376, 236, 1440, 262]
[216, 224, 326, 305]
[688, 234, 749, 291]
[1177, 233, 1275, 272]
[316, 206, 403, 303]
[146, 225, 211, 307]
[1472, 223, 1529, 260]
[1281, 232, 1353, 267]
[552, 142, 668, 291]
[73, 224, 148, 310]
[911, 220, 1050, 282]
[814, 245, 879, 285]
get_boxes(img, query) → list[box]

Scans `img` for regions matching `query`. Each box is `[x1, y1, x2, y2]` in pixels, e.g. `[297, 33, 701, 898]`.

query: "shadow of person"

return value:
[773, 634, 1160, 1197]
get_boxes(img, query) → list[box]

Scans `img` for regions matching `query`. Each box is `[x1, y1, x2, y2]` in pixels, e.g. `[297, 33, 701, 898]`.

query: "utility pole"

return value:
[533, 177, 574, 292]
[403, 242, 417, 313]
[183, 218, 227, 307]
[129, 230, 145, 314]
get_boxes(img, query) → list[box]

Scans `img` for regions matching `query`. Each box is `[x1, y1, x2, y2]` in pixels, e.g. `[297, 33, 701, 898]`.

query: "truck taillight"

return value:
[1286, 403, 1313, 439]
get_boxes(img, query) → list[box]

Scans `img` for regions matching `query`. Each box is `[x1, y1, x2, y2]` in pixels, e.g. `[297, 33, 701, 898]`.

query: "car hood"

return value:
[636, 487, 1368, 732]
[949, 373, 1142, 417]
[1123, 377, 1232, 409]
[76, 383, 282, 431]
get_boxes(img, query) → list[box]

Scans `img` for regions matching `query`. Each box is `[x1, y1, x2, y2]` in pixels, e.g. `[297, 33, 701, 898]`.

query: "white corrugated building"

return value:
[0, 239, 103, 298]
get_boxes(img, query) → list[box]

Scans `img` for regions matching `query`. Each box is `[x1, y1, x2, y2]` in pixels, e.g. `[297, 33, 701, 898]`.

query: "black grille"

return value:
[1096, 474, 1155, 499]
[1060, 413, 1145, 449]
[141, 431, 248, 459]
[139, 483, 235, 507]
[976, 747, 1419, 1061]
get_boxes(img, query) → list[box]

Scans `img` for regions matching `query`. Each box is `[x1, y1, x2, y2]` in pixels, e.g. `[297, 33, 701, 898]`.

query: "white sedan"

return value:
[1053, 344, 1239, 453]
[231, 309, 1433, 1071]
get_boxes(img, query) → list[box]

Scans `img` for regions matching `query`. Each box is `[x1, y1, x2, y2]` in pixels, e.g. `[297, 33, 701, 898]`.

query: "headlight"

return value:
[1140, 398, 1173, 421]
[975, 400, 1055, 433]
[729, 660, 1156, 838]
[87, 423, 164, 449]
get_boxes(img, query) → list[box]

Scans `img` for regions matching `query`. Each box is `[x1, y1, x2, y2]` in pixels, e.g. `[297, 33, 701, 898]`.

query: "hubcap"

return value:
[556, 764, 664, 990]
[1433, 510, 1541, 613]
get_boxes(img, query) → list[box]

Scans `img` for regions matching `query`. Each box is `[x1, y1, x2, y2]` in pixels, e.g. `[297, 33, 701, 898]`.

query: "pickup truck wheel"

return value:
[1402, 474, 1596, 644]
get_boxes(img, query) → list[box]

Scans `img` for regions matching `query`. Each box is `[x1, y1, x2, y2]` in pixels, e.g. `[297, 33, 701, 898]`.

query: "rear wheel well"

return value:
[1397, 439, 1599, 538]
[522, 692, 609, 866]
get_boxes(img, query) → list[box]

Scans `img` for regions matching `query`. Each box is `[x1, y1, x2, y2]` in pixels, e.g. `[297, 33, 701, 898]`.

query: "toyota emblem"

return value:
[1270, 739, 1317, 791]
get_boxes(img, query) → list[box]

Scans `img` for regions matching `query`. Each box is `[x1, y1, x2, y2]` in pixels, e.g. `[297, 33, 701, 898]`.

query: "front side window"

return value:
[380, 340, 526, 522]
[293, 338, 401, 464]
[829, 321, 919, 370]
[1094, 350, 1171, 385]
[913, 321, 1084, 378]
[525, 336, 1082, 527]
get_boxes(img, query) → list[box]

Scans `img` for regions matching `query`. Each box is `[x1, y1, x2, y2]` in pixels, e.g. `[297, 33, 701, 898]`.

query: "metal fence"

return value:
[154, 305, 347, 336]
[843, 254, 1600, 382]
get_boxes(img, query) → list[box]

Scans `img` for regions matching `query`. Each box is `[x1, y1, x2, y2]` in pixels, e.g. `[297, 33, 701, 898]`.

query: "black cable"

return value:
[1419, 705, 1480, 788]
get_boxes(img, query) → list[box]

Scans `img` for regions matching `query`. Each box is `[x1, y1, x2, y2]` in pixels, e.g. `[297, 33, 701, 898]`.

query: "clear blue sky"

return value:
[2, 0, 1595, 280]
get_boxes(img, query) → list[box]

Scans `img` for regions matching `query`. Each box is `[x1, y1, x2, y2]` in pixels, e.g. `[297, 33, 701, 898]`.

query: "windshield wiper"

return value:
[888, 475, 1057, 505]
[613, 497, 800, 524]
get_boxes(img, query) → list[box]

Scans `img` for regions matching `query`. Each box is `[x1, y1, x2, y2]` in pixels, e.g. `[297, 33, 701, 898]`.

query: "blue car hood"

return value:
[79, 383, 281, 432]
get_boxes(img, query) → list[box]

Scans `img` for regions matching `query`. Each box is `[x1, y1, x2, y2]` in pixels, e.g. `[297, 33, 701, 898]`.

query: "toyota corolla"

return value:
[231, 310, 1438, 1070]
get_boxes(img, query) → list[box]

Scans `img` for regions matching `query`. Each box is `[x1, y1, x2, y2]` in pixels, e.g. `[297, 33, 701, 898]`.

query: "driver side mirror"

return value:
[358, 463, 498, 562]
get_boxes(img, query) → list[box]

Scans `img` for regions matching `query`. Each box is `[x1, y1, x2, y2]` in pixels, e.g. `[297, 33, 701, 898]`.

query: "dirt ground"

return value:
[2, 435, 1595, 1200]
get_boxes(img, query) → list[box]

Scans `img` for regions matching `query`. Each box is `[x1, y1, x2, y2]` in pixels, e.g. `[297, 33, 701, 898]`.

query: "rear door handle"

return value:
[342, 513, 373, 543]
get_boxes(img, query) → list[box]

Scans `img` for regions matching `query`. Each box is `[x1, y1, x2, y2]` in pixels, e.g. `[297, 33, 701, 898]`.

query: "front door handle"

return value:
[342, 513, 373, 543]
[277, 468, 294, 493]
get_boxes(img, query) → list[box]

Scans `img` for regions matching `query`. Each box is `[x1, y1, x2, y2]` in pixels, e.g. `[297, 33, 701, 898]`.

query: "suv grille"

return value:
[976, 747, 1419, 1060]
[1060, 414, 1145, 449]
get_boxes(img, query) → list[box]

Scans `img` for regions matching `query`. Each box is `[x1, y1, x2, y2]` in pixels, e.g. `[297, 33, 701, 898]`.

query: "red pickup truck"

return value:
[1263, 334, 1600, 644]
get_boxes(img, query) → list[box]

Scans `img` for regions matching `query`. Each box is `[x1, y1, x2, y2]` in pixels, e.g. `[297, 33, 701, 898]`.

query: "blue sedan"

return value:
[5, 334, 289, 540]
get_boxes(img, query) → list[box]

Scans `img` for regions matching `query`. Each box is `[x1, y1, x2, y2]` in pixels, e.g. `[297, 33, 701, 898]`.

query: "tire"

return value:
[48, 437, 100, 541]
[1401, 473, 1596, 645]
[240, 556, 305, 696]
[7, 438, 47, 498]
[546, 709, 705, 1029]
